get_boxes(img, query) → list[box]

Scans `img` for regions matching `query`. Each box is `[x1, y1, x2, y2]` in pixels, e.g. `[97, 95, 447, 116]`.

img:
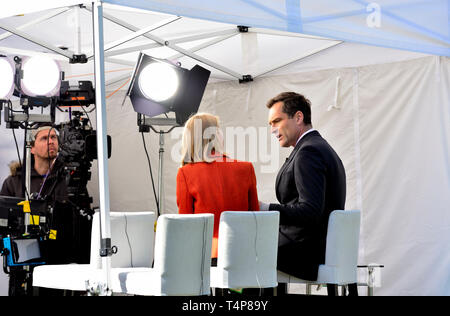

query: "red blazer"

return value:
[176, 156, 259, 258]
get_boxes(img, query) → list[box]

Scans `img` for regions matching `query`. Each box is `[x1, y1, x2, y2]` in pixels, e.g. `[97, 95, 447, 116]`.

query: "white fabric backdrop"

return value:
[88, 55, 450, 295]
[1, 56, 449, 295]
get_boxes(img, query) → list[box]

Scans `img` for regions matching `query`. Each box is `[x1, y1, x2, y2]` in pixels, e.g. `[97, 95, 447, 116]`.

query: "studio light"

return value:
[0, 57, 14, 100]
[127, 53, 211, 126]
[139, 62, 179, 102]
[1, 54, 95, 129]
[21, 55, 61, 97]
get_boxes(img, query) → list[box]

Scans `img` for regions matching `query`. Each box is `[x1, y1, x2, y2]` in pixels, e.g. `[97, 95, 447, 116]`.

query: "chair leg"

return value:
[306, 284, 312, 295]
[347, 283, 358, 296]
[275, 283, 288, 296]
[327, 284, 338, 296]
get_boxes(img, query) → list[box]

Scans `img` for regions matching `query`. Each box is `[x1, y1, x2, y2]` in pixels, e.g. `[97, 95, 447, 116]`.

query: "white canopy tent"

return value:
[0, 0, 448, 296]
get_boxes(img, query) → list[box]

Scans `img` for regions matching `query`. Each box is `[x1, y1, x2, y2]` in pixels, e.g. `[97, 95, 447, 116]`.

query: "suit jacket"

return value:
[270, 130, 346, 281]
[176, 156, 259, 258]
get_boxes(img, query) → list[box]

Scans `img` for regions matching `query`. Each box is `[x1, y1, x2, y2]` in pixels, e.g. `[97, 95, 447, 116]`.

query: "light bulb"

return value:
[138, 62, 179, 102]
[0, 58, 14, 99]
[22, 56, 60, 96]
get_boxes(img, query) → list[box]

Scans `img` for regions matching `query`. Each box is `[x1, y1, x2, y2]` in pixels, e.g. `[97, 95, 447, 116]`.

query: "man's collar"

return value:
[295, 128, 316, 147]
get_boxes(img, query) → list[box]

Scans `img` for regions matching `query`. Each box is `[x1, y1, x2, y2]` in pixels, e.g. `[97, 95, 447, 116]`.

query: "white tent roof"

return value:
[0, 2, 433, 85]
[0, 1, 83, 19]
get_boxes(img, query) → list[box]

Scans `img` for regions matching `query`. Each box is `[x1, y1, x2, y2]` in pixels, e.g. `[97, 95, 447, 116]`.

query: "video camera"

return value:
[57, 111, 112, 216]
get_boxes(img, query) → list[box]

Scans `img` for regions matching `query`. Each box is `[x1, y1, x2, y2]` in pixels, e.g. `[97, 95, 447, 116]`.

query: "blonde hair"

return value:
[180, 113, 224, 165]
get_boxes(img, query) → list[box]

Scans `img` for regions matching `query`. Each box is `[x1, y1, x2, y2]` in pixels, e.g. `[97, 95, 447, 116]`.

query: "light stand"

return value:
[128, 53, 210, 219]
[139, 115, 179, 216]
[23, 129, 32, 233]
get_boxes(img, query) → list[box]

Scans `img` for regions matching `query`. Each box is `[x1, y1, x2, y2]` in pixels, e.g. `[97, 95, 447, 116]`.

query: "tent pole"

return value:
[74, 5, 82, 55]
[92, 0, 112, 296]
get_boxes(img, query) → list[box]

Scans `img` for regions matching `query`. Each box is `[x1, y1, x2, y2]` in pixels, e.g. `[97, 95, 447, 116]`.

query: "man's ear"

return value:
[295, 111, 304, 125]
[30, 146, 35, 155]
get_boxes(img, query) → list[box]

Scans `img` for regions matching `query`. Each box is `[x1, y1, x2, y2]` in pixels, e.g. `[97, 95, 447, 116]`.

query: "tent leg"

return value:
[92, 0, 112, 296]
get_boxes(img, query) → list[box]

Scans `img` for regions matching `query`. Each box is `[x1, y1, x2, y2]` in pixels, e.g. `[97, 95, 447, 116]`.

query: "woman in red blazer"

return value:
[176, 113, 259, 259]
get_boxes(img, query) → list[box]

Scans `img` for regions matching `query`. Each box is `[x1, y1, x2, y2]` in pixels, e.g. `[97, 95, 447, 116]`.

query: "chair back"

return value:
[324, 210, 361, 283]
[215, 211, 279, 289]
[90, 211, 156, 269]
[153, 214, 213, 296]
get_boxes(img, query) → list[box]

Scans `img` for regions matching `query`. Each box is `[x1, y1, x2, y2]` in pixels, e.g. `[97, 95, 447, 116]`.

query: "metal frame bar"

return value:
[105, 57, 135, 66]
[248, 27, 333, 41]
[87, 16, 181, 59]
[168, 32, 238, 61]
[0, 7, 70, 42]
[254, 40, 343, 78]
[92, 0, 112, 295]
[103, 27, 238, 59]
[85, 6, 243, 79]
[164, 40, 242, 79]
[0, 22, 74, 59]
[74, 5, 82, 55]
[0, 46, 67, 60]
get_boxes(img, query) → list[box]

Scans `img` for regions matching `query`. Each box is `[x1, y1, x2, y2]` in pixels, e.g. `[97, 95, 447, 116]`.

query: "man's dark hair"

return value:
[266, 92, 312, 125]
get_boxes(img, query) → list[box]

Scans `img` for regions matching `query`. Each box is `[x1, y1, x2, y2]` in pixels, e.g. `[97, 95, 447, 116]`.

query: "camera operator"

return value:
[1, 125, 94, 295]
[1, 126, 66, 201]
[1, 125, 91, 266]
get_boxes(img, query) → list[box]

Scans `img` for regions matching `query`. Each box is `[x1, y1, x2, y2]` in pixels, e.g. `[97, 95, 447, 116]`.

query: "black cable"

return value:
[11, 128, 22, 171]
[141, 132, 160, 216]
[76, 98, 93, 129]
[80, 106, 93, 128]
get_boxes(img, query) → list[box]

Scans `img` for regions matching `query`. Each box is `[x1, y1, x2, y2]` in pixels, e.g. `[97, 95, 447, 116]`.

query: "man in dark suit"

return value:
[260, 92, 347, 290]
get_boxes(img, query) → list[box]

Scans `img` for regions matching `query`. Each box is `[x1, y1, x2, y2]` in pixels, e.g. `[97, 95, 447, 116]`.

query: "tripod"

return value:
[138, 115, 179, 217]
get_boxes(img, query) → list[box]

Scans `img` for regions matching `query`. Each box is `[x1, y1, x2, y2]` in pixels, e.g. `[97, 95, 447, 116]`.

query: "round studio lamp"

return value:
[0, 58, 14, 100]
[21, 56, 61, 97]
[138, 62, 179, 102]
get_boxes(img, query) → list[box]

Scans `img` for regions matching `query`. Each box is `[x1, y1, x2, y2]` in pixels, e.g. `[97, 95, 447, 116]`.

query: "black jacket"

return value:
[0, 160, 67, 202]
[270, 130, 346, 281]
[1, 159, 93, 264]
